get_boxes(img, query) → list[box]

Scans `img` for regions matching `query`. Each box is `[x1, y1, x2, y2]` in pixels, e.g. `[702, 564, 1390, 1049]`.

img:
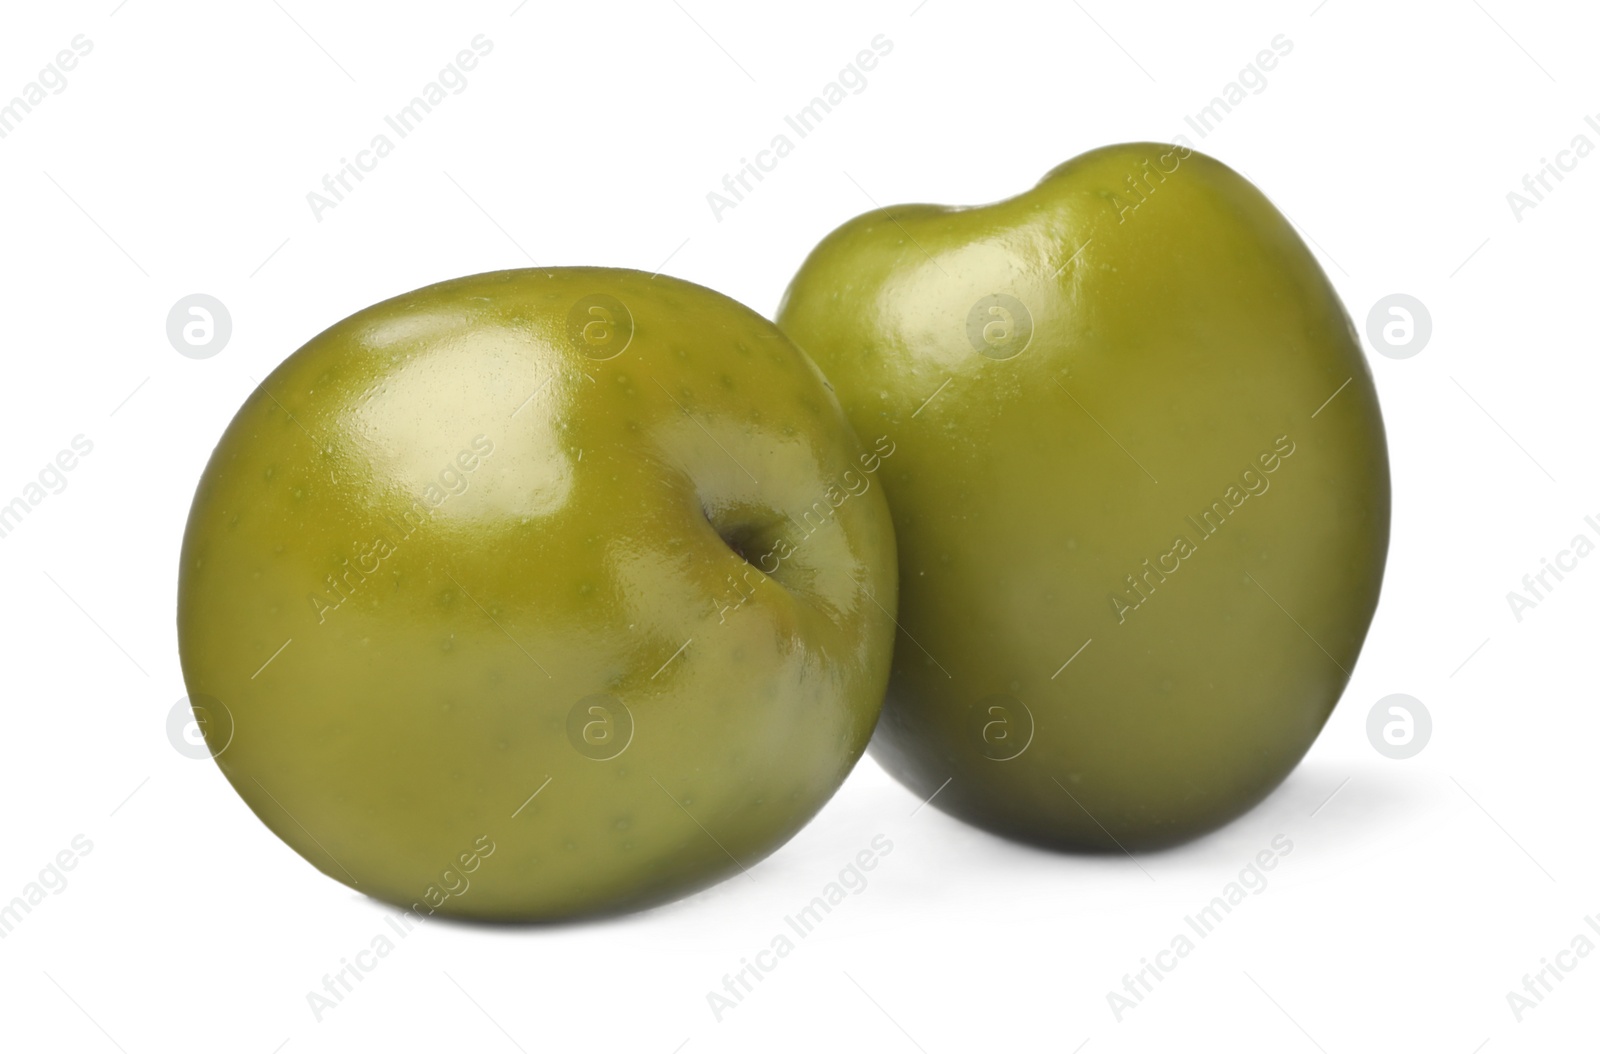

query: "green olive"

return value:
[178, 268, 897, 919]
[777, 143, 1389, 849]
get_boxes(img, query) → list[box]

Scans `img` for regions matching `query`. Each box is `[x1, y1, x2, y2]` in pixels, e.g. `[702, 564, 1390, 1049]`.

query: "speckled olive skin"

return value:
[777, 144, 1389, 850]
[178, 268, 897, 920]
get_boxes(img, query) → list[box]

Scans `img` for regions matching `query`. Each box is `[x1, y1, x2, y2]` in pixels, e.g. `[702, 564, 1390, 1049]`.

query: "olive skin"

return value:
[177, 268, 897, 920]
[776, 143, 1389, 850]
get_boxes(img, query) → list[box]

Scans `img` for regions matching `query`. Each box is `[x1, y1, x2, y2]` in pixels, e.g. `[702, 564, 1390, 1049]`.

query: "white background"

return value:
[1, 1, 1595, 1051]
